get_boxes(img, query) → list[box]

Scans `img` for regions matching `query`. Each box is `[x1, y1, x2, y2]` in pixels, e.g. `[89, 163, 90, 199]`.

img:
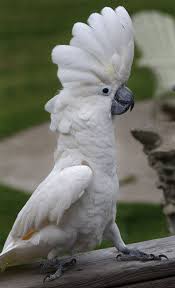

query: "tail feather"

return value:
[0, 250, 14, 272]
[0, 240, 49, 271]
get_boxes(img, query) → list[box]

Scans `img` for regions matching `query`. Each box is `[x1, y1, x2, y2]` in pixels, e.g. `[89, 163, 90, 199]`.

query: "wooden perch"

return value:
[132, 123, 175, 233]
[1, 236, 175, 288]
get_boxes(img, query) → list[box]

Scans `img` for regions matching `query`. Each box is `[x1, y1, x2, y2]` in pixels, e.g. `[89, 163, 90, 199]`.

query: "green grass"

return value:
[100, 203, 169, 249]
[0, 185, 30, 249]
[0, 184, 169, 251]
[1, 0, 175, 138]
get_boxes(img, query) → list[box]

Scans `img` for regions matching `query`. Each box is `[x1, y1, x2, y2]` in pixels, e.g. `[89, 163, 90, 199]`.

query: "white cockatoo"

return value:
[0, 6, 166, 282]
[133, 11, 175, 97]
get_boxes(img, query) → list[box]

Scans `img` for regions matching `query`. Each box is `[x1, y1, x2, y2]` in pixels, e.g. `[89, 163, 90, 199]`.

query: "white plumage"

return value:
[0, 6, 134, 274]
[133, 11, 175, 97]
[52, 6, 134, 87]
[1, 166, 92, 268]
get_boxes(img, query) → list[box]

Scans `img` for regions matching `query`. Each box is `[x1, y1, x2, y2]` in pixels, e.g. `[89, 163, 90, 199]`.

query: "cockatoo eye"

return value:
[101, 86, 112, 96]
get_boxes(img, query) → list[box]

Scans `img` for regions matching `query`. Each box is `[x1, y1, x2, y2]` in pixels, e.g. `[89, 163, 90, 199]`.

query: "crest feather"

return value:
[52, 45, 111, 85]
[52, 6, 134, 87]
[70, 22, 107, 63]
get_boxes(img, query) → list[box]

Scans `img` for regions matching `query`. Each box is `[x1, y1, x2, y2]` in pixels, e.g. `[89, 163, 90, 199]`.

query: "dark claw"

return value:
[149, 253, 168, 261]
[130, 101, 135, 111]
[62, 258, 77, 271]
[149, 254, 156, 260]
[70, 258, 76, 265]
[43, 273, 51, 283]
[116, 254, 122, 260]
[159, 254, 169, 260]
[43, 267, 63, 283]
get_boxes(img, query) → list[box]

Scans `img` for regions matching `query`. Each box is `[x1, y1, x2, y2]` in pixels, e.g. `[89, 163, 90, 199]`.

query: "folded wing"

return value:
[2, 165, 92, 254]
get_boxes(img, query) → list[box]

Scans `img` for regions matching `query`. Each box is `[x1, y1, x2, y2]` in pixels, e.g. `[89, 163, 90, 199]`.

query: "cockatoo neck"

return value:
[54, 95, 117, 174]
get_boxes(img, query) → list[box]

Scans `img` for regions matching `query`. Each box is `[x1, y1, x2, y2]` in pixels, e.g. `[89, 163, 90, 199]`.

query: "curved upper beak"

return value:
[111, 85, 134, 115]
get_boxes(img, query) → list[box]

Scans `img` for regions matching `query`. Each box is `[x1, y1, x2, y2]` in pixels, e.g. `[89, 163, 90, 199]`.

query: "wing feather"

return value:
[8, 165, 92, 242]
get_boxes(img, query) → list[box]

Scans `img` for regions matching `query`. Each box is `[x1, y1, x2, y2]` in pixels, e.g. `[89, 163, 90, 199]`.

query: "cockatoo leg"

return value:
[108, 223, 168, 262]
[43, 258, 76, 282]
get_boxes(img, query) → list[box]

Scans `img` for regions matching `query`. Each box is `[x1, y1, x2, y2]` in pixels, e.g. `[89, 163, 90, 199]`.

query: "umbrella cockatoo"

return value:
[0, 6, 165, 282]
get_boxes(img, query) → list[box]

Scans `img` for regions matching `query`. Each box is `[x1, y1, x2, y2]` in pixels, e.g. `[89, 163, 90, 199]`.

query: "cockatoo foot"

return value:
[40, 258, 60, 274]
[116, 248, 168, 262]
[43, 258, 76, 282]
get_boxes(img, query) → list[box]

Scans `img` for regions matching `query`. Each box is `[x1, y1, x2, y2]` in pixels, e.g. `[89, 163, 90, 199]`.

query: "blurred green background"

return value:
[2, 0, 175, 139]
[0, 0, 173, 250]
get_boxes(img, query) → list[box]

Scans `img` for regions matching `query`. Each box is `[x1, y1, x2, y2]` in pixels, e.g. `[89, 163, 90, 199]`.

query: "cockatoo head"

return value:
[46, 6, 134, 129]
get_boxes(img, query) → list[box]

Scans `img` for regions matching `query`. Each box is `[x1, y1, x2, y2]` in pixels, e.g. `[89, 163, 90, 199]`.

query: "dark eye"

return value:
[101, 86, 111, 96]
[103, 88, 109, 94]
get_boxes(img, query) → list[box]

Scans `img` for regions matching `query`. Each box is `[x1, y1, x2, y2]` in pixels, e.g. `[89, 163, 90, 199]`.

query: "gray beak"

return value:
[111, 85, 134, 115]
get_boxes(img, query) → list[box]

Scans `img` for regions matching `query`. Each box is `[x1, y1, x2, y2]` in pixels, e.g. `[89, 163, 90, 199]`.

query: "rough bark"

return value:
[131, 123, 175, 233]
